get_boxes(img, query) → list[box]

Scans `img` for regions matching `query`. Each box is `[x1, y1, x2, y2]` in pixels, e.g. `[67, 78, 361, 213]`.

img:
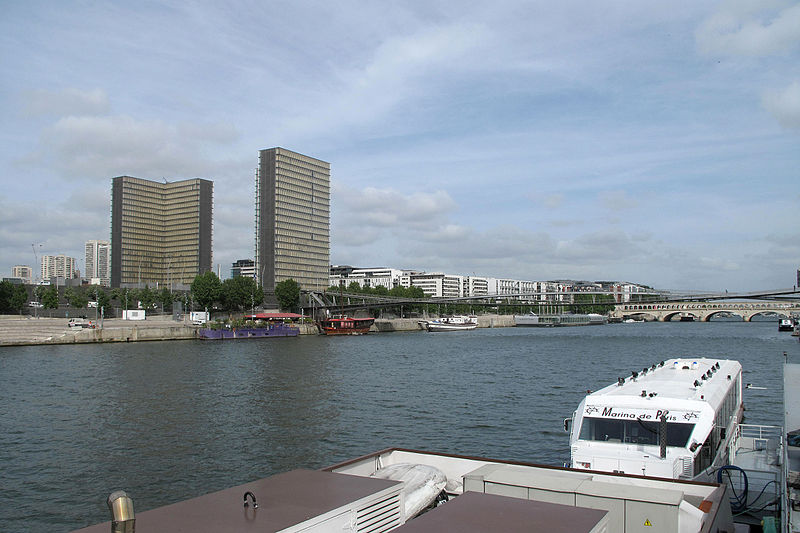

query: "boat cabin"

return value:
[568, 358, 743, 480]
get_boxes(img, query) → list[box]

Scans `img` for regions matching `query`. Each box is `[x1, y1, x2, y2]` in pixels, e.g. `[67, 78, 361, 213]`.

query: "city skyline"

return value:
[1, 2, 798, 292]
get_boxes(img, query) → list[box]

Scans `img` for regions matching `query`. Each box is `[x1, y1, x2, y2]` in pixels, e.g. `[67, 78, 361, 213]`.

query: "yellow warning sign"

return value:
[644, 519, 652, 526]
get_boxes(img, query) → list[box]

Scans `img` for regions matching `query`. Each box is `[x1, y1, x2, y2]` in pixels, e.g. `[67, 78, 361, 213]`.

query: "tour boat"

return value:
[779, 318, 794, 331]
[317, 315, 375, 335]
[566, 358, 743, 481]
[421, 315, 478, 332]
[514, 313, 607, 327]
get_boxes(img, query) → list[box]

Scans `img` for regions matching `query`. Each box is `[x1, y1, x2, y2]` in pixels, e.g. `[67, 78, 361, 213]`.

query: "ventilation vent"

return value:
[677, 457, 693, 479]
[355, 492, 402, 533]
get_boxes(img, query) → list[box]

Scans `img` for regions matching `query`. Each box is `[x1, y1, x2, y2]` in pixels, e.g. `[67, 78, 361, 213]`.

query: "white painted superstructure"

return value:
[568, 358, 742, 480]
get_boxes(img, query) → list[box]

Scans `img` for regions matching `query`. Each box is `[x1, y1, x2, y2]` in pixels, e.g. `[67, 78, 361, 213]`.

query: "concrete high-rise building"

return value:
[255, 148, 330, 295]
[12, 265, 32, 284]
[85, 240, 111, 286]
[111, 176, 213, 288]
[41, 254, 77, 280]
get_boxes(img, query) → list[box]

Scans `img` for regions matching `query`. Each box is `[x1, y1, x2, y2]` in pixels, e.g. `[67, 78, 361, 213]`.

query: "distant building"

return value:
[231, 259, 256, 279]
[463, 276, 489, 297]
[41, 254, 77, 281]
[255, 148, 330, 295]
[329, 267, 404, 291]
[85, 240, 111, 286]
[111, 176, 213, 288]
[410, 272, 464, 298]
[326, 265, 653, 304]
[11, 265, 32, 284]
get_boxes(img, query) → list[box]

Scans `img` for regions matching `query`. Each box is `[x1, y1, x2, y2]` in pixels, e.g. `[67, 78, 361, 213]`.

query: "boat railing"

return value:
[729, 424, 785, 521]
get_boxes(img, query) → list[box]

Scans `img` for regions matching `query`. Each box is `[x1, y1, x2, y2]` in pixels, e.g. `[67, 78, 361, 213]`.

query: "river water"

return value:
[1, 320, 797, 531]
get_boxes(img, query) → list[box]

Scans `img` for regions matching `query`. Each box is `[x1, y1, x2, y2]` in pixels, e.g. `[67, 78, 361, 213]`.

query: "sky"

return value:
[1, 0, 798, 292]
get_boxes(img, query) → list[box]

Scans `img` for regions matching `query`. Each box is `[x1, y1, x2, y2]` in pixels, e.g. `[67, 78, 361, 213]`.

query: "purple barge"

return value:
[198, 323, 299, 340]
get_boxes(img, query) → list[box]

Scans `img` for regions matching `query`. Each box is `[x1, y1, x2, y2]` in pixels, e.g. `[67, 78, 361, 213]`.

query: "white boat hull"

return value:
[425, 322, 478, 332]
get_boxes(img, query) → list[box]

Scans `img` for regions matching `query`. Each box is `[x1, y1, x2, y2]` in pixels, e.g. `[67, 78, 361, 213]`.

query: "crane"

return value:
[31, 243, 42, 283]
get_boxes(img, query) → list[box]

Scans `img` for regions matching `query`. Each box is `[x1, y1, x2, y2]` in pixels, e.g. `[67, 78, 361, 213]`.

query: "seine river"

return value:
[1, 320, 798, 531]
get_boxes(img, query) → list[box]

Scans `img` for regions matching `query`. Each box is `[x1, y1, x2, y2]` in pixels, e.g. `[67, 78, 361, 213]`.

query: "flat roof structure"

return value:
[394, 491, 608, 533]
[72, 469, 400, 533]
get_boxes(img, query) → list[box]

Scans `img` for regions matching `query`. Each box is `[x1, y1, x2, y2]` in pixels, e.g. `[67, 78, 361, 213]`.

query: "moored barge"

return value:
[317, 316, 375, 335]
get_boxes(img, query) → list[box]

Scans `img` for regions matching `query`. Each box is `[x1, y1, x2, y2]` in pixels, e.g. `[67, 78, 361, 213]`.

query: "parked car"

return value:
[68, 318, 94, 328]
[28, 301, 43, 308]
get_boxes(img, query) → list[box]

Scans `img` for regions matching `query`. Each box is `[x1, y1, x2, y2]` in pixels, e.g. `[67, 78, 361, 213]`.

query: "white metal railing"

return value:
[739, 424, 783, 440]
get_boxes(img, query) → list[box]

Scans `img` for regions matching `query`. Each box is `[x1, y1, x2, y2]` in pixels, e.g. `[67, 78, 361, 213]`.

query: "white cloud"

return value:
[22, 88, 110, 117]
[598, 190, 639, 211]
[280, 22, 489, 138]
[335, 185, 457, 233]
[762, 80, 800, 129]
[32, 114, 240, 180]
[696, 1, 800, 57]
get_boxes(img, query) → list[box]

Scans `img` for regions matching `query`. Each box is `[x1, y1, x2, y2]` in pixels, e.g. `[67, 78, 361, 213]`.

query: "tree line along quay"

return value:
[0, 271, 624, 323]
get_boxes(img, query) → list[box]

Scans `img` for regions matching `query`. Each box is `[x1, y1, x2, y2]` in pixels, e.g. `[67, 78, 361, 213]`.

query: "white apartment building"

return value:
[327, 266, 652, 303]
[410, 272, 464, 298]
[41, 254, 77, 281]
[606, 282, 651, 303]
[12, 265, 32, 284]
[463, 276, 489, 297]
[330, 267, 410, 291]
[85, 240, 111, 286]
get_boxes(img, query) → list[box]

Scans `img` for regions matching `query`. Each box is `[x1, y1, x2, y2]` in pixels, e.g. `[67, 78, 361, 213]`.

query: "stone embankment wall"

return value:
[0, 314, 515, 346]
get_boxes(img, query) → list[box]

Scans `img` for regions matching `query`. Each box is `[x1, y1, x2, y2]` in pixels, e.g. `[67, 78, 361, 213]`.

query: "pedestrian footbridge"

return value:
[611, 301, 800, 322]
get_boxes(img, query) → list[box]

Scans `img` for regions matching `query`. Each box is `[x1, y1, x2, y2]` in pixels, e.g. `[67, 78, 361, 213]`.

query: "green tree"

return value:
[572, 294, 615, 314]
[191, 271, 222, 310]
[372, 285, 389, 296]
[96, 288, 110, 314]
[347, 281, 362, 293]
[63, 287, 76, 308]
[111, 288, 133, 310]
[67, 287, 88, 309]
[34, 285, 47, 301]
[137, 285, 156, 310]
[158, 288, 174, 313]
[10, 284, 27, 314]
[275, 278, 300, 312]
[221, 276, 261, 312]
[0, 280, 12, 313]
[42, 286, 59, 312]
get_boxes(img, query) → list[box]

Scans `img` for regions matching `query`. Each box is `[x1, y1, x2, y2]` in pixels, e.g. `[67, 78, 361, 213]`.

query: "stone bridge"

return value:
[611, 301, 800, 322]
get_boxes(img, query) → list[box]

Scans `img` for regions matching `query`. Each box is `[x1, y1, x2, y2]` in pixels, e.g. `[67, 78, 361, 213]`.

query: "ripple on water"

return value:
[0, 322, 796, 531]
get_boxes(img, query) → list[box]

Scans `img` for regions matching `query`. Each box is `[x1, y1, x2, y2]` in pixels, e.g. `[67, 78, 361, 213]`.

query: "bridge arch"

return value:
[703, 310, 744, 322]
[611, 301, 800, 322]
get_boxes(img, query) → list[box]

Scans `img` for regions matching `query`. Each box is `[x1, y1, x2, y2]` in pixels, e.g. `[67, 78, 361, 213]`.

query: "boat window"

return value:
[579, 417, 695, 447]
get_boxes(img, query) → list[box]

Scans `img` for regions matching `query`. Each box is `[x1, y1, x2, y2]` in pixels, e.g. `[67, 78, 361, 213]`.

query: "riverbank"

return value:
[0, 314, 517, 346]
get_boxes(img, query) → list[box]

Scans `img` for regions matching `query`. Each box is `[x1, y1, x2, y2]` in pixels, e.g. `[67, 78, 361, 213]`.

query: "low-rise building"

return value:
[410, 272, 464, 298]
[330, 266, 410, 291]
[327, 266, 651, 303]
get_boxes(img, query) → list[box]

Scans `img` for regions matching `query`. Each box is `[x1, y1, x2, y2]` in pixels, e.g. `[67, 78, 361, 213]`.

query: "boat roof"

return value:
[71, 469, 399, 533]
[585, 358, 741, 412]
[393, 491, 607, 533]
[245, 312, 304, 319]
